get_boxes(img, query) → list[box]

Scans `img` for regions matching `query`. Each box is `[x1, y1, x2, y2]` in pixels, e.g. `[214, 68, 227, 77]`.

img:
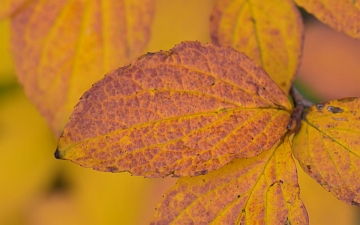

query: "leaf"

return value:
[210, 0, 304, 93]
[56, 41, 292, 178]
[293, 98, 360, 205]
[0, 0, 29, 19]
[150, 137, 308, 224]
[294, 0, 360, 39]
[10, 0, 155, 136]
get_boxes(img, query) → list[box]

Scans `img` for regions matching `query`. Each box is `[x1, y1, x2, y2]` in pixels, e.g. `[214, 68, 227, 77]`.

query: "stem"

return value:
[287, 86, 313, 134]
[290, 87, 313, 108]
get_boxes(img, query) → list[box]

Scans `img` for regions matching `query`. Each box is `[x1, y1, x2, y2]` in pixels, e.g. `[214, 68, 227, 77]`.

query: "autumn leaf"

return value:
[150, 137, 308, 224]
[55, 41, 292, 178]
[0, 0, 29, 19]
[293, 98, 360, 205]
[294, 0, 360, 39]
[210, 0, 304, 93]
[10, 0, 155, 136]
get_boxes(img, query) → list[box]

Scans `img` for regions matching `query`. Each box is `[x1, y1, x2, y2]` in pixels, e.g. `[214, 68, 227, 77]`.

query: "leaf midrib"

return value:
[61, 107, 289, 152]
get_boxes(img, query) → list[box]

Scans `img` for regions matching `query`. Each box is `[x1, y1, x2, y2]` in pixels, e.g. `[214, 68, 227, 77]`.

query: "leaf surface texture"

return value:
[56, 41, 291, 178]
[10, 0, 154, 135]
[295, 0, 360, 39]
[210, 0, 304, 93]
[150, 138, 308, 224]
[293, 98, 360, 205]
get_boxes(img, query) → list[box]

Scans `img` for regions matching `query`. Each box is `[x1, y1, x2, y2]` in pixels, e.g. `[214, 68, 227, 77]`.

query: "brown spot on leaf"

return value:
[316, 104, 324, 110]
[327, 106, 344, 113]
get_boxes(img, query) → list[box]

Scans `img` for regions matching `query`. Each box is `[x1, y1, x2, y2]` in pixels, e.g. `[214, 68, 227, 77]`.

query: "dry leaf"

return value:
[56, 41, 291, 178]
[150, 137, 308, 224]
[10, 0, 155, 136]
[210, 0, 304, 93]
[293, 98, 360, 205]
[295, 0, 360, 39]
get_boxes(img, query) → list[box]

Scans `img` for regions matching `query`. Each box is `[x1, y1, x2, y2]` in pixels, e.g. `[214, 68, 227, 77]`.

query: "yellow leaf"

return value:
[210, 0, 304, 93]
[10, 0, 155, 136]
[295, 0, 360, 39]
[293, 98, 360, 205]
[297, 160, 360, 225]
[150, 137, 308, 224]
[56, 41, 291, 178]
[0, 0, 29, 19]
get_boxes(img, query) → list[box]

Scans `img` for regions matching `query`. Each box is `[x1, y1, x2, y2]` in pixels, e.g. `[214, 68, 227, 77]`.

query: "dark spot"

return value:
[106, 166, 118, 172]
[237, 195, 241, 198]
[327, 106, 344, 113]
[351, 200, 360, 207]
[270, 180, 283, 187]
[83, 93, 90, 99]
[202, 179, 206, 182]
[287, 123, 292, 130]
[316, 104, 324, 110]
[199, 170, 208, 175]
[211, 82, 215, 86]
[54, 149, 62, 159]
[306, 165, 311, 171]
[47, 169, 72, 195]
[250, 17, 256, 23]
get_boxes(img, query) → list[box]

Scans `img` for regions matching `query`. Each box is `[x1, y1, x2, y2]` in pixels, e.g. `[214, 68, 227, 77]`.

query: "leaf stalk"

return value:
[287, 86, 313, 134]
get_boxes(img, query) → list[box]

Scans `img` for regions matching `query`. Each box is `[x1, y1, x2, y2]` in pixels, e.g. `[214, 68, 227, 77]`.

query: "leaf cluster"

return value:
[3, 0, 360, 224]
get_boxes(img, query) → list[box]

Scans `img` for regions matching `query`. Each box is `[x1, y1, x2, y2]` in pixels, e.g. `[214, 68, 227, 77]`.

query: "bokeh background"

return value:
[0, 0, 359, 224]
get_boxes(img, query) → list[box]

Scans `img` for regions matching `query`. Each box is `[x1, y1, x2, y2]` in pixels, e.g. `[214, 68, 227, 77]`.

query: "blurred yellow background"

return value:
[0, 0, 359, 224]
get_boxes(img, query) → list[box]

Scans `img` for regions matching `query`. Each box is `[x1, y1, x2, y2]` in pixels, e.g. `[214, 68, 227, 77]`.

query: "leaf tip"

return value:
[54, 148, 63, 160]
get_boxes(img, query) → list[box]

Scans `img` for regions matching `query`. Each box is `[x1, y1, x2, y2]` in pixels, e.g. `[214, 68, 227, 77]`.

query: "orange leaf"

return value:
[10, 0, 155, 136]
[0, 0, 29, 19]
[293, 98, 360, 205]
[295, 0, 360, 39]
[55, 41, 292, 178]
[150, 137, 308, 224]
[210, 0, 304, 93]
